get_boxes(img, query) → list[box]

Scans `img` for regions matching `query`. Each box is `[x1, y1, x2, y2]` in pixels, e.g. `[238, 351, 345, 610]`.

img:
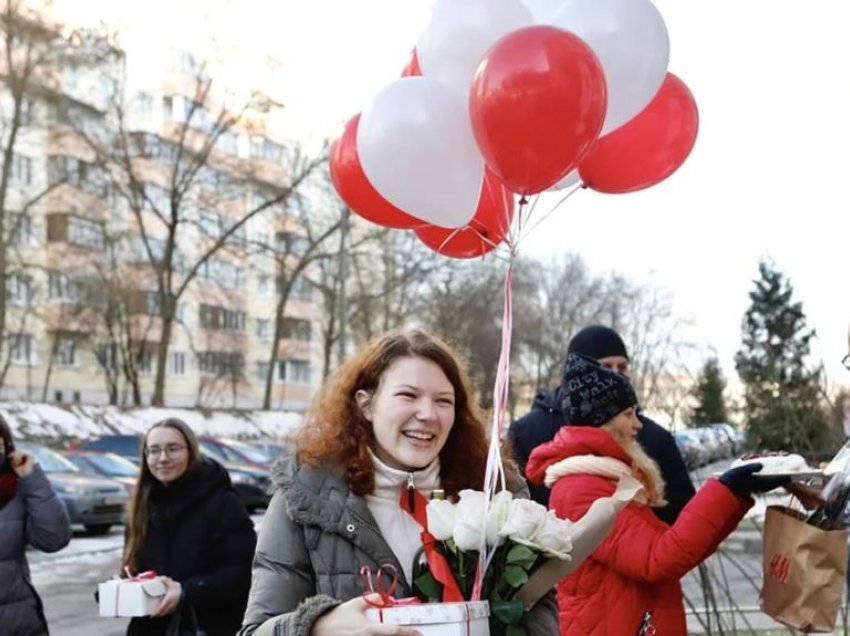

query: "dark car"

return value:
[73, 434, 143, 464]
[64, 451, 139, 494]
[199, 436, 274, 469]
[74, 434, 269, 511]
[19, 442, 128, 535]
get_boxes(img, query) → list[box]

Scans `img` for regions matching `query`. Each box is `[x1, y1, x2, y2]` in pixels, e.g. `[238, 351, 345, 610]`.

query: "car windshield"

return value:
[22, 445, 79, 473]
[86, 453, 139, 476]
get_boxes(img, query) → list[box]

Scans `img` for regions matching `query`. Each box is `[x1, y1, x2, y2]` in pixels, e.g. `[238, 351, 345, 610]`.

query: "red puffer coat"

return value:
[526, 427, 752, 636]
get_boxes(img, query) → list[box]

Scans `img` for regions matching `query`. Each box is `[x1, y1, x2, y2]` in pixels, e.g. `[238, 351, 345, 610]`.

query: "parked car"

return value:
[710, 423, 740, 456]
[74, 434, 270, 511]
[73, 434, 143, 465]
[199, 436, 274, 469]
[673, 430, 703, 470]
[19, 442, 128, 535]
[249, 440, 291, 463]
[64, 451, 140, 494]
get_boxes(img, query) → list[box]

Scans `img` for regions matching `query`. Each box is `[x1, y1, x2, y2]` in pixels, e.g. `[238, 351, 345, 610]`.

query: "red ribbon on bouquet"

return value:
[114, 567, 159, 615]
[400, 487, 465, 602]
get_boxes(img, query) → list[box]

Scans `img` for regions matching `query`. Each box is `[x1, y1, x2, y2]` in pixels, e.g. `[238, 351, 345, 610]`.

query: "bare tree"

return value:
[75, 60, 326, 406]
[0, 2, 110, 386]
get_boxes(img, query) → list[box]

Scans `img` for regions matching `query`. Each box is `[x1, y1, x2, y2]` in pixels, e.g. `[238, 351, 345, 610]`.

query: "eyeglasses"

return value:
[843, 354, 850, 372]
[145, 445, 187, 459]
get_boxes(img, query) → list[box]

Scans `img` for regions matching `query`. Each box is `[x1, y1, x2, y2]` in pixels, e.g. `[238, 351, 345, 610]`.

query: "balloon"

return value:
[400, 48, 421, 77]
[579, 73, 699, 194]
[469, 26, 607, 195]
[417, 0, 532, 95]
[415, 169, 515, 259]
[359, 77, 485, 228]
[329, 114, 424, 229]
[552, 0, 669, 135]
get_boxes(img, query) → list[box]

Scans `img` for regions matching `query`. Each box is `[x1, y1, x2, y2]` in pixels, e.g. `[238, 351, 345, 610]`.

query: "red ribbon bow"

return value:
[113, 567, 159, 616]
[360, 564, 421, 610]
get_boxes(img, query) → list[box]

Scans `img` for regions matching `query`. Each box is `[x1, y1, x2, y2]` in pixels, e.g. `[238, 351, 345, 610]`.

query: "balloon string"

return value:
[515, 181, 583, 247]
[472, 237, 515, 600]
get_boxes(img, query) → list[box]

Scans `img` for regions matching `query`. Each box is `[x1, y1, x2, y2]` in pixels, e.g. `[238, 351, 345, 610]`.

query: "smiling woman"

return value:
[238, 329, 560, 636]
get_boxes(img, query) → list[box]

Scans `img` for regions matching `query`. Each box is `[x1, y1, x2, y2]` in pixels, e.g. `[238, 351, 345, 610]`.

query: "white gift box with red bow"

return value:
[366, 600, 490, 636]
[98, 576, 167, 617]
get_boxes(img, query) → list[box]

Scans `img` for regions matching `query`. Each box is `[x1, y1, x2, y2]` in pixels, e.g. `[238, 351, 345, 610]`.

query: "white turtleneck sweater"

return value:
[365, 452, 442, 586]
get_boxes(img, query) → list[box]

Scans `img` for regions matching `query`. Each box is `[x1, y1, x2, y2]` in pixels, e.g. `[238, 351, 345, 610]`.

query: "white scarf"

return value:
[365, 452, 441, 585]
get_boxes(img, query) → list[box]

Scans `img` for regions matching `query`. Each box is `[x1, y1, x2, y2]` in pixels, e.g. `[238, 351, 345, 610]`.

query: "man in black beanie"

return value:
[509, 324, 696, 524]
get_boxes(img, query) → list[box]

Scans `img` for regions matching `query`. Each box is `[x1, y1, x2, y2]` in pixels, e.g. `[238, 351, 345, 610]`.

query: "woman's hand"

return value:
[311, 594, 422, 636]
[150, 576, 182, 618]
[785, 482, 826, 510]
[8, 451, 34, 478]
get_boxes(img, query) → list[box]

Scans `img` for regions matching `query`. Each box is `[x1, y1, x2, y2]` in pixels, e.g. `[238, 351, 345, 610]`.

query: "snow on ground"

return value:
[2, 401, 303, 443]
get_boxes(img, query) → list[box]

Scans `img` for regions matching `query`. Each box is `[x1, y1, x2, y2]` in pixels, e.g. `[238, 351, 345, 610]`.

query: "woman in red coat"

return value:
[525, 353, 788, 635]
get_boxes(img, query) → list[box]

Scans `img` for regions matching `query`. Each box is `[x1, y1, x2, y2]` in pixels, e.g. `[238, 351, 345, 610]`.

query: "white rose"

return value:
[453, 489, 486, 551]
[499, 498, 548, 542]
[524, 511, 573, 559]
[485, 490, 514, 547]
[426, 499, 456, 541]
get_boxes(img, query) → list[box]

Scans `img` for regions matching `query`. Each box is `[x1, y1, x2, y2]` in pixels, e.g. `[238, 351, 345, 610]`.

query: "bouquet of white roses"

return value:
[415, 489, 573, 635]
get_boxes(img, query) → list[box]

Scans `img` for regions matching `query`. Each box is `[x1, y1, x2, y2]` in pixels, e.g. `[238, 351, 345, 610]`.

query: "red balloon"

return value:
[469, 26, 607, 196]
[415, 169, 514, 259]
[579, 73, 699, 194]
[401, 48, 421, 77]
[330, 114, 424, 229]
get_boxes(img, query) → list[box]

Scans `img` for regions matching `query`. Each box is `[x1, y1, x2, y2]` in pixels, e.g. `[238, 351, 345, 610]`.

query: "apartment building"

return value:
[1, 2, 328, 410]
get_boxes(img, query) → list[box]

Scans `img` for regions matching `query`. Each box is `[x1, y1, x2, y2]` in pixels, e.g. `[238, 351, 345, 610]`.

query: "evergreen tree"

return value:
[687, 357, 729, 425]
[734, 261, 829, 451]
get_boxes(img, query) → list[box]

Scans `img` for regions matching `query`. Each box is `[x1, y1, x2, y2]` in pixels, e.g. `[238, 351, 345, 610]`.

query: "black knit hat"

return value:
[561, 353, 638, 427]
[567, 325, 629, 361]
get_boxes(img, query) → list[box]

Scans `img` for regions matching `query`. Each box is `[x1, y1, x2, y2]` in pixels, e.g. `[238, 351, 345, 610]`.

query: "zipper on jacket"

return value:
[407, 472, 416, 512]
[636, 610, 655, 636]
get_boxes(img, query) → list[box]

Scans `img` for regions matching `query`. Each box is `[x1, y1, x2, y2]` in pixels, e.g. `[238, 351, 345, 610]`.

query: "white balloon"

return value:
[552, 0, 669, 135]
[521, 0, 563, 24]
[358, 78, 485, 229]
[547, 169, 581, 191]
[417, 0, 533, 94]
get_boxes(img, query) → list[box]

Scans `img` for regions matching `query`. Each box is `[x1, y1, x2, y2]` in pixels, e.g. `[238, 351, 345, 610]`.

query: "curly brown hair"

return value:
[296, 329, 490, 498]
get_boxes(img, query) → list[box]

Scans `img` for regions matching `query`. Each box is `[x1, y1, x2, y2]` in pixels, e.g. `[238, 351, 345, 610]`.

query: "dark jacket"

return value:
[509, 387, 696, 524]
[526, 426, 750, 635]
[127, 457, 257, 636]
[239, 456, 559, 636]
[0, 464, 72, 636]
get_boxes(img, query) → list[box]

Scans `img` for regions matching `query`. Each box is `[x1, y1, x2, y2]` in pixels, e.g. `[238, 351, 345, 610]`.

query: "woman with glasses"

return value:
[123, 418, 256, 636]
[0, 414, 71, 635]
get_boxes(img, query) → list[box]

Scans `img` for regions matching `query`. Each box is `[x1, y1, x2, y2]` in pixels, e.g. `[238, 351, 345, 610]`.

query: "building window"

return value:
[97, 343, 119, 370]
[277, 359, 311, 384]
[170, 351, 186, 376]
[134, 92, 153, 116]
[198, 351, 244, 377]
[290, 277, 313, 301]
[256, 319, 271, 342]
[8, 212, 37, 246]
[137, 347, 154, 374]
[8, 334, 34, 364]
[257, 275, 270, 298]
[55, 337, 76, 367]
[68, 216, 104, 250]
[10, 154, 32, 185]
[282, 317, 311, 342]
[7, 272, 33, 305]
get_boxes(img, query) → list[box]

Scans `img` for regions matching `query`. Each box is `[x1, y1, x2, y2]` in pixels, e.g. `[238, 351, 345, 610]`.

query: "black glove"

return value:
[718, 463, 791, 497]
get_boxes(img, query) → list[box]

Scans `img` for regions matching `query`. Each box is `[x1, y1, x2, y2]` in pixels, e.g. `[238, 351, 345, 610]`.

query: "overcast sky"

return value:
[54, 0, 850, 389]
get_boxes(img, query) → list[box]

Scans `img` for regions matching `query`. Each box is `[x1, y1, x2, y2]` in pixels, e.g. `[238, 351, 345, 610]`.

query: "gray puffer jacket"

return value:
[0, 465, 72, 636]
[239, 457, 559, 636]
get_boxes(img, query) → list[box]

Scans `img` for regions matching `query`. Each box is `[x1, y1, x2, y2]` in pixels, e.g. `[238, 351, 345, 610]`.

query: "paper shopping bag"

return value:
[760, 505, 848, 633]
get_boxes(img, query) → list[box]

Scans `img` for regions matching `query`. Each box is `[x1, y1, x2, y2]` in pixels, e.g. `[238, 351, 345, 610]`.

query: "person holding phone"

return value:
[0, 414, 72, 635]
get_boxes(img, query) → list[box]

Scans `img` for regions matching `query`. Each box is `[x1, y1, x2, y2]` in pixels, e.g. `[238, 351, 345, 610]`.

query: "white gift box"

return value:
[366, 601, 490, 636]
[98, 577, 167, 617]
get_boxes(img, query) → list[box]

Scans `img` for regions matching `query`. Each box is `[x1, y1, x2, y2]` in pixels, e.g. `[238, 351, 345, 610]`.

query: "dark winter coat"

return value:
[526, 426, 751, 635]
[238, 456, 559, 636]
[0, 464, 72, 636]
[509, 386, 696, 523]
[126, 457, 256, 636]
